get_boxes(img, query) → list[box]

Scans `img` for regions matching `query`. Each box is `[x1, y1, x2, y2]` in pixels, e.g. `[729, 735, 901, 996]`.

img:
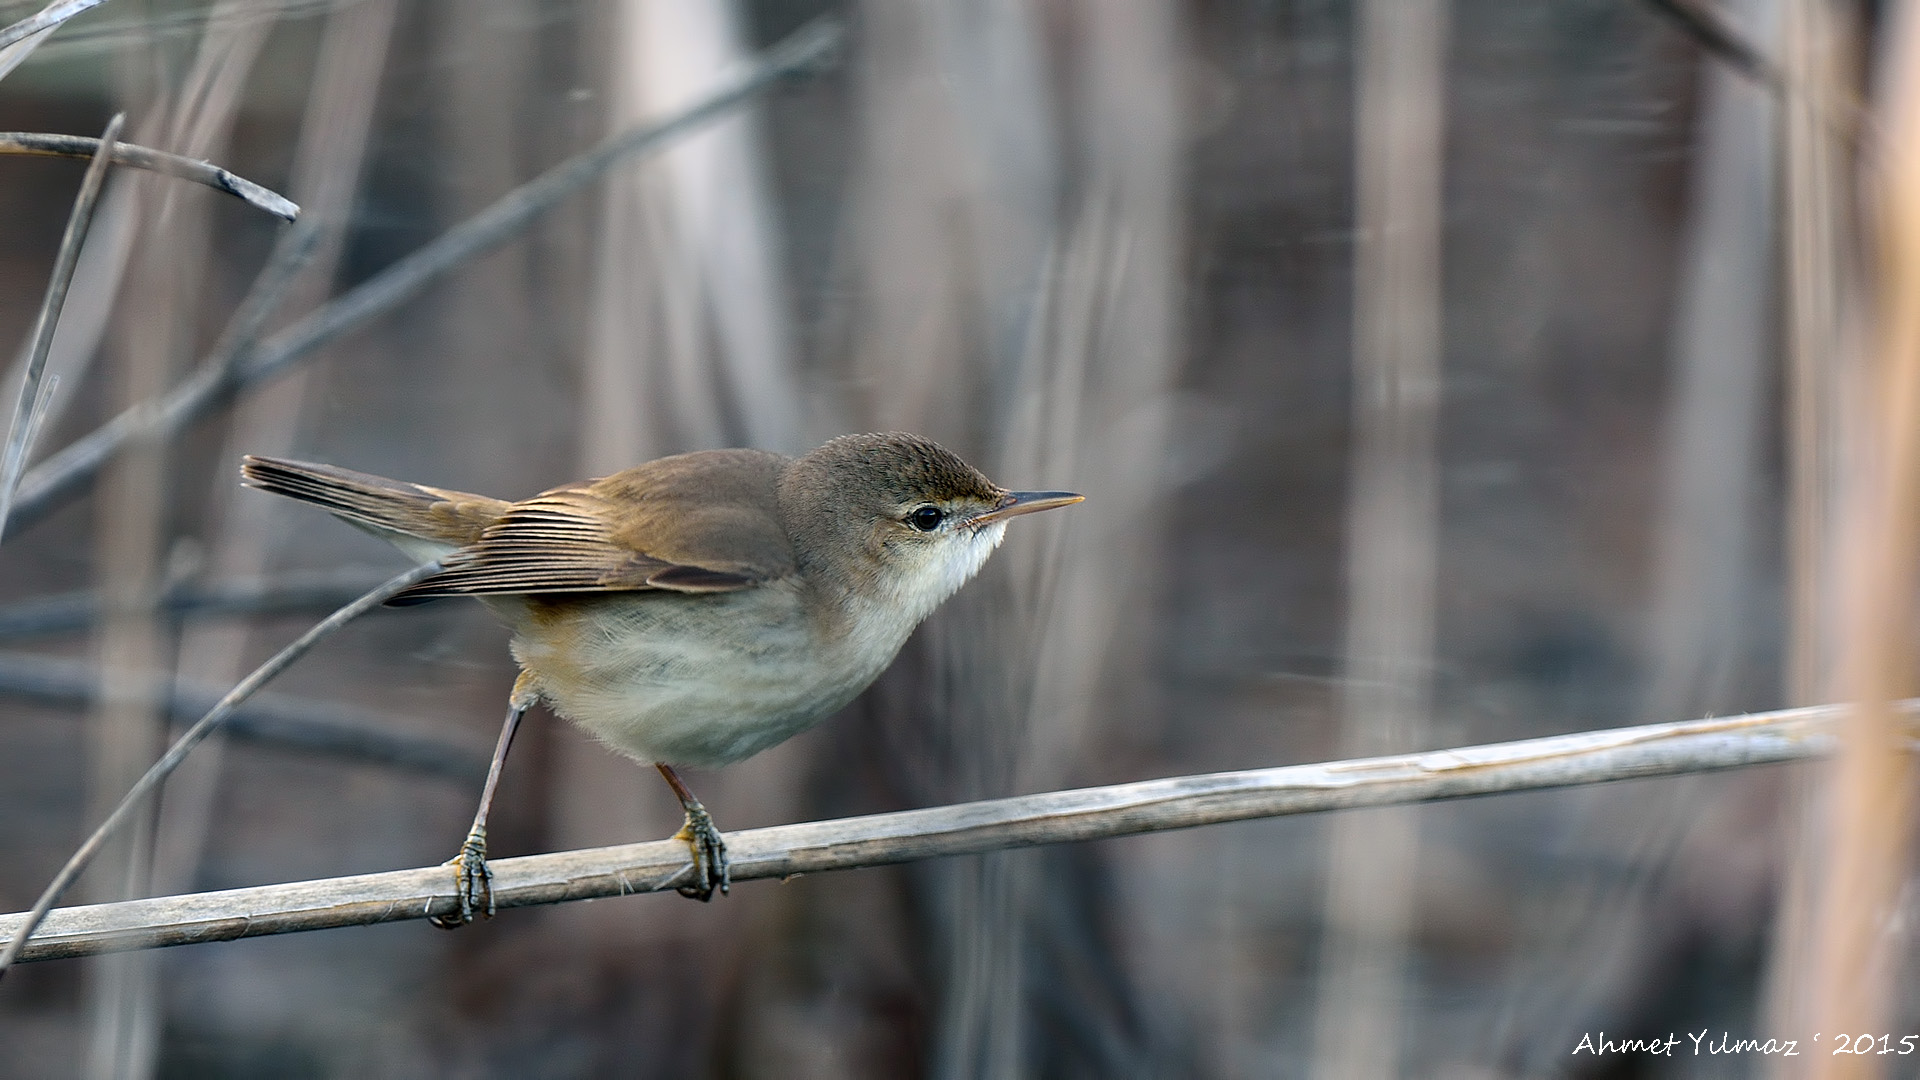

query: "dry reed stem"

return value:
[0, 114, 122, 538]
[0, 0, 110, 53]
[150, 0, 401, 933]
[1314, 0, 1447, 1074]
[1765, 0, 1855, 1060]
[0, 700, 1880, 965]
[0, 132, 296, 220]
[1645, 0, 1789, 88]
[0, 16, 841, 541]
[0, 562, 441, 978]
[1803, 3, 1920, 1070]
[1644, 0, 1874, 152]
[0, 0, 111, 77]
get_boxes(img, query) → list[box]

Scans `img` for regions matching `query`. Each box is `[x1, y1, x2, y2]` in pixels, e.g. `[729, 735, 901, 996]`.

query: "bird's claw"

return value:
[430, 826, 492, 929]
[672, 803, 729, 901]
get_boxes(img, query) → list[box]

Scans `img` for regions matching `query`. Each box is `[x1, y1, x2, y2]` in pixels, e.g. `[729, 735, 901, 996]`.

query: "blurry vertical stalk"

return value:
[575, 0, 804, 800]
[1021, 2, 1182, 1068]
[849, 0, 1057, 437]
[148, 0, 398, 933]
[844, 0, 1179, 1071]
[1606, 0, 1781, 1050]
[82, 72, 189, 1080]
[584, 0, 802, 459]
[1502, 2, 1782, 1059]
[1766, 0, 1856, 1061]
[82, 7, 273, 1077]
[558, 1, 806, 1062]
[548, 0, 669, 950]
[1005, 1, 1182, 798]
[1645, 0, 1779, 726]
[841, 4, 1061, 1071]
[1782, 0, 1853, 710]
[1798, 2, 1920, 1071]
[1312, 1, 1448, 1077]
[853, 3, 1053, 1074]
[77, 264, 167, 1080]
[0, 1, 140, 441]
[999, 2, 1183, 1071]
[4, 150, 137, 455]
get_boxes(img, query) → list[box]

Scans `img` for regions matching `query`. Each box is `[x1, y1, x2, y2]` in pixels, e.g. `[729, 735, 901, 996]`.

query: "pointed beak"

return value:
[968, 490, 1085, 528]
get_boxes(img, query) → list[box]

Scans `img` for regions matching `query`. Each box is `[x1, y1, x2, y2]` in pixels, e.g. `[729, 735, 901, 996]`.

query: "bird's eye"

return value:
[908, 506, 945, 532]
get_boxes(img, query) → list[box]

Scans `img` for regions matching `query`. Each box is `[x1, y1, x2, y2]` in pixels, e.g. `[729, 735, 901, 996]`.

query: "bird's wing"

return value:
[387, 449, 796, 605]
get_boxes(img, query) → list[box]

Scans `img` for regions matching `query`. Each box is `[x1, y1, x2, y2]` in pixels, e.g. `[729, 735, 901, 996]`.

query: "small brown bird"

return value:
[241, 433, 1080, 924]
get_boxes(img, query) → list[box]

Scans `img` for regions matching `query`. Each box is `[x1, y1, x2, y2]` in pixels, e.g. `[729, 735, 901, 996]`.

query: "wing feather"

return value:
[386, 456, 789, 605]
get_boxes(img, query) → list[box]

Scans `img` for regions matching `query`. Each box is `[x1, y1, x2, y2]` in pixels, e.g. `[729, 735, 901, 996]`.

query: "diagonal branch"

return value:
[0, 131, 299, 220]
[0, 0, 112, 79]
[0, 15, 844, 540]
[0, 562, 441, 977]
[1638, 0, 1868, 142]
[0, 0, 112, 54]
[0, 699, 1893, 965]
[0, 113, 122, 538]
[1641, 0, 1786, 90]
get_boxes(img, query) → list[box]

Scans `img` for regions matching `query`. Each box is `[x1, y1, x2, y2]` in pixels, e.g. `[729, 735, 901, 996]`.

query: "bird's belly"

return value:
[504, 590, 889, 769]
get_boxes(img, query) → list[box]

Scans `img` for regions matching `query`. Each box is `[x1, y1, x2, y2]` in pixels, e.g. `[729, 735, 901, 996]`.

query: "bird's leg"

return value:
[431, 683, 532, 929]
[656, 763, 729, 901]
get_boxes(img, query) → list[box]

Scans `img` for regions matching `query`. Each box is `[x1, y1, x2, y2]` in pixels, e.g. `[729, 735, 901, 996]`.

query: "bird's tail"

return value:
[240, 456, 507, 552]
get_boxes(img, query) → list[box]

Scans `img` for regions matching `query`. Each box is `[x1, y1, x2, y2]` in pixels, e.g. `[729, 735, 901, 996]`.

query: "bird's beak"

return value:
[968, 490, 1085, 528]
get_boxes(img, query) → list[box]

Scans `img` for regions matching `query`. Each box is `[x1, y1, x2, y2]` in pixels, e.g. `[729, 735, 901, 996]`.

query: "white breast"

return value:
[504, 588, 879, 768]
[501, 523, 1009, 770]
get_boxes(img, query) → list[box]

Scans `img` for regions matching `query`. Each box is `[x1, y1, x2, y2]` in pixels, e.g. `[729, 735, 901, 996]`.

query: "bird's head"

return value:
[779, 432, 1082, 620]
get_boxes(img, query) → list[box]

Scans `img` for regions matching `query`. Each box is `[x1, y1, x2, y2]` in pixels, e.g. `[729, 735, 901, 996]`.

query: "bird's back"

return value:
[242, 450, 803, 604]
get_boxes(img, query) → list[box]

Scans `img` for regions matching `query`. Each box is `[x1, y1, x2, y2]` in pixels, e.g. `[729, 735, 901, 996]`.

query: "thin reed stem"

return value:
[0, 561, 440, 978]
[0, 113, 122, 538]
[0, 16, 843, 540]
[0, 131, 298, 220]
[0, 699, 1882, 965]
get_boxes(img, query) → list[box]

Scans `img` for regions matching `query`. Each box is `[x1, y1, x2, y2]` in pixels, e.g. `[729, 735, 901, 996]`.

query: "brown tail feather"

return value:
[240, 456, 507, 547]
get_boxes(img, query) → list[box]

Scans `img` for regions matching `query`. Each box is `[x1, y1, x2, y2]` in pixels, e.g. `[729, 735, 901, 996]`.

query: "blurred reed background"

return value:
[0, 0, 1908, 1076]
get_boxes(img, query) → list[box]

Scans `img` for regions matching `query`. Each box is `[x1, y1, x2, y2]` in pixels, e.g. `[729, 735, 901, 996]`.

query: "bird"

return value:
[240, 432, 1082, 925]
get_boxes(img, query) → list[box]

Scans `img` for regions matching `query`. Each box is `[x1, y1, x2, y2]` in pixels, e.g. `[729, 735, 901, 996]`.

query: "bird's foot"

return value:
[671, 803, 729, 902]
[430, 825, 493, 929]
